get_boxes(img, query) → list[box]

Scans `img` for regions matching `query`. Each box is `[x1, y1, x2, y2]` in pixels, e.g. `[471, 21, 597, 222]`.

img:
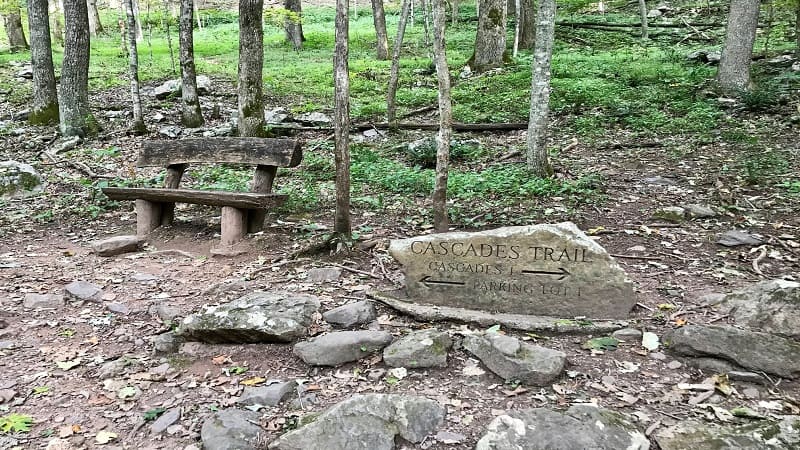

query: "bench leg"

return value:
[161, 203, 177, 226]
[247, 209, 266, 233]
[136, 199, 162, 237]
[220, 206, 246, 247]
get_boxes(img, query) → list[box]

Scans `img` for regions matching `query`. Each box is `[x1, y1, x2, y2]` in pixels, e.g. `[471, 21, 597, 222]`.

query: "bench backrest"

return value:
[137, 138, 302, 168]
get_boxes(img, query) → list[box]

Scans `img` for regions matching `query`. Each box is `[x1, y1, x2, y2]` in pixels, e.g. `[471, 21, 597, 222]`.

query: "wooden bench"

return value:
[103, 137, 302, 248]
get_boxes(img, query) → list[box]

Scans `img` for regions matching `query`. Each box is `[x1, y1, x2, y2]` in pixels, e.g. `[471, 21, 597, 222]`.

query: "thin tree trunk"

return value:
[125, 0, 146, 133]
[133, 0, 143, 39]
[334, 0, 351, 237]
[163, 0, 176, 74]
[421, 0, 430, 47]
[371, 0, 389, 59]
[526, 0, 555, 177]
[238, 0, 266, 137]
[718, 0, 759, 93]
[194, 0, 202, 29]
[88, 0, 104, 35]
[638, 0, 648, 39]
[519, 0, 534, 48]
[60, 0, 96, 137]
[27, 0, 59, 124]
[284, 0, 304, 50]
[796, 2, 800, 58]
[513, 0, 520, 56]
[432, 0, 452, 232]
[469, 0, 507, 72]
[50, 0, 64, 47]
[764, 0, 773, 54]
[180, 0, 203, 127]
[387, 0, 412, 125]
[451, 0, 459, 26]
[3, 11, 29, 51]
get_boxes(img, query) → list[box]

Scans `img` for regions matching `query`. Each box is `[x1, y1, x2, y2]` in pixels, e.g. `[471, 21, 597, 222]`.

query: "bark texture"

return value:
[519, 0, 534, 48]
[470, 0, 507, 72]
[180, 0, 204, 127]
[3, 11, 29, 51]
[60, 0, 95, 137]
[718, 0, 760, 92]
[125, 0, 146, 133]
[386, 0, 412, 124]
[27, 0, 59, 124]
[371, 0, 389, 59]
[526, 0, 555, 177]
[284, 0, 304, 50]
[237, 0, 266, 137]
[432, 0, 452, 232]
[333, 0, 351, 236]
[88, 0, 103, 35]
[638, 0, 648, 39]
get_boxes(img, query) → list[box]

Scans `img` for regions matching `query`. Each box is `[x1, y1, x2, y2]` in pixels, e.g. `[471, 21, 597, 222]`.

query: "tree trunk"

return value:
[637, 0, 648, 39]
[519, 0, 534, 49]
[284, 0, 304, 50]
[60, 0, 96, 137]
[333, 0, 351, 237]
[180, 0, 204, 127]
[512, 0, 520, 57]
[717, 0, 759, 93]
[371, 0, 389, 59]
[50, 0, 65, 47]
[3, 11, 29, 51]
[469, 0, 507, 72]
[27, 0, 59, 124]
[133, 0, 143, 40]
[526, 0, 554, 177]
[387, 0, 412, 124]
[421, 0, 430, 47]
[431, 0, 452, 232]
[125, 0, 146, 133]
[796, 1, 800, 58]
[87, 0, 104, 35]
[237, 0, 265, 137]
[163, 0, 176, 74]
[451, 0, 459, 26]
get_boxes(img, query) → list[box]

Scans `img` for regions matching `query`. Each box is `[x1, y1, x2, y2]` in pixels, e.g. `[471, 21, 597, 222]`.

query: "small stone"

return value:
[612, 328, 643, 341]
[666, 360, 682, 370]
[152, 112, 165, 122]
[89, 235, 140, 257]
[0, 389, 16, 403]
[131, 272, 159, 283]
[64, 281, 103, 302]
[684, 204, 717, 218]
[106, 303, 130, 315]
[383, 329, 452, 368]
[200, 409, 261, 450]
[627, 245, 647, 253]
[293, 331, 393, 366]
[237, 381, 296, 407]
[151, 408, 180, 434]
[97, 358, 130, 379]
[0, 341, 13, 350]
[322, 300, 376, 328]
[728, 371, 765, 384]
[307, 267, 343, 283]
[653, 206, 686, 223]
[463, 333, 565, 385]
[158, 126, 181, 138]
[742, 387, 760, 399]
[435, 430, 466, 444]
[716, 230, 762, 247]
[648, 352, 667, 361]
[153, 332, 183, 353]
[23, 293, 65, 309]
[149, 303, 181, 323]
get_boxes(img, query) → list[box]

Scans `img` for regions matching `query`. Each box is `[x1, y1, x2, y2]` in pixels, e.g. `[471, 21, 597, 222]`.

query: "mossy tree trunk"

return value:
[27, 0, 59, 125]
[718, 0, 760, 93]
[469, 0, 507, 72]
[60, 0, 96, 137]
[334, 0, 351, 237]
[371, 0, 389, 59]
[237, 0, 266, 137]
[3, 10, 29, 51]
[432, 0, 452, 232]
[526, 0, 555, 178]
[180, 0, 203, 127]
[284, 0, 304, 50]
[124, 0, 146, 133]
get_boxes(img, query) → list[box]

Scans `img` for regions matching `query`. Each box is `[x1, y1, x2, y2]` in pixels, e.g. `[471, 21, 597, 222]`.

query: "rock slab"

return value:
[90, 235, 141, 256]
[463, 333, 566, 385]
[656, 418, 800, 450]
[151, 408, 180, 434]
[23, 293, 65, 309]
[712, 279, 800, 339]
[388, 222, 636, 318]
[293, 331, 393, 366]
[383, 329, 452, 368]
[322, 300, 376, 328]
[476, 405, 649, 450]
[178, 291, 320, 344]
[238, 381, 296, 407]
[665, 325, 800, 379]
[0, 161, 43, 198]
[269, 394, 444, 450]
[64, 281, 103, 302]
[201, 409, 261, 450]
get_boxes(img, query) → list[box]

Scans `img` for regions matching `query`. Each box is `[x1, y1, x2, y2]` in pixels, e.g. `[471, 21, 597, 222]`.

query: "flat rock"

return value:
[293, 331, 393, 366]
[295, 111, 331, 124]
[23, 293, 65, 309]
[200, 408, 261, 450]
[664, 325, 800, 378]
[106, 302, 130, 315]
[64, 281, 103, 302]
[684, 204, 717, 218]
[152, 332, 183, 353]
[151, 408, 180, 434]
[713, 279, 800, 339]
[476, 405, 649, 450]
[269, 394, 445, 450]
[612, 328, 643, 341]
[383, 329, 452, 368]
[89, 235, 141, 256]
[308, 267, 343, 283]
[655, 417, 800, 450]
[152, 79, 181, 99]
[463, 333, 566, 385]
[238, 381, 296, 407]
[1, 161, 43, 198]
[654, 206, 686, 223]
[716, 230, 762, 247]
[264, 107, 289, 124]
[322, 300, 376, 328]
[388, 222, 636, 318]
[177, 291, 321, 344]
[149, 303, 181, 323]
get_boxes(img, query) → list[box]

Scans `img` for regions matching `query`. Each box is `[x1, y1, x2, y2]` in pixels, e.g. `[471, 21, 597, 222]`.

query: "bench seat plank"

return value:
[103, 187, 287, 209]
[138, 138, 302, 168]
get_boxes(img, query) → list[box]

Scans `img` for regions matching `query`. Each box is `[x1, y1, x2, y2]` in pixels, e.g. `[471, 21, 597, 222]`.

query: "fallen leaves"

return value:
[95, 430, 118, 444]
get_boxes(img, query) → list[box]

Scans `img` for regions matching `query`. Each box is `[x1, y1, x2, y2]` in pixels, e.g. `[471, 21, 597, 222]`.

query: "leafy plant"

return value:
[0, 413, 33, 434]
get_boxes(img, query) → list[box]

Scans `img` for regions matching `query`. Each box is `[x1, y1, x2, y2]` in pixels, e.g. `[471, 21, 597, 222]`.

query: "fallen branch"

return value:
[330, 262, 383, 280]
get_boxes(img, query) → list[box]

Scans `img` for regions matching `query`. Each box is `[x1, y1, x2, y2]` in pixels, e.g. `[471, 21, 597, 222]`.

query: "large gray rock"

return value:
[201, 408, 261, 450]
[269, 394, 445, 450]
[238, 381, 296, 407]
[1, 161, 43, 198]
[64, 281, 103, 302]
[23, 293, 65, 309]
[293, 331, 393, 366]
[383, 329, 452, 368]
[463, 333, 565, 385]
[655, 417, 800, 450]
[89, 235, 141, 257]
[664, 325, 800, 379]
[322, 301, 376, 328]
[712, 279, 800, 339]
[177, 291, 320, 344]
[152, 79, 181, 99]
[476, 405, 649, 450]
[196, 75, 212, 95]
[388, 222, 636, 318]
